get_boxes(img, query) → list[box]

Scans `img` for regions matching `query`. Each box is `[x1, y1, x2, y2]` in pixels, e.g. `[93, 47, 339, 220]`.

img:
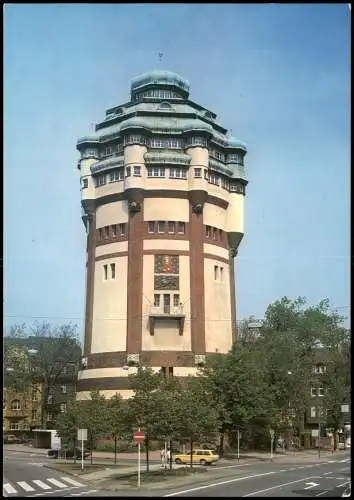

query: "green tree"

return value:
[55, 399, 86, 459]
[107, 395, 132, 463]
[81, 390, 111, 464]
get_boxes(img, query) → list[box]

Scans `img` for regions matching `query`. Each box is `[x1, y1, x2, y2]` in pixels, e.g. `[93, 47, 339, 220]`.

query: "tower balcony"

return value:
[148, 305, 185, 336]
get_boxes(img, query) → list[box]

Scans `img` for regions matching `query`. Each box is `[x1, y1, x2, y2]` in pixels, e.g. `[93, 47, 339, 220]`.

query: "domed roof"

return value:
[77, 135, 99, 145]
[182, 119, 213, 134]
[131, 70, 190, 94]
[120, 117, 151, 131]
[227, 136, 247, 151]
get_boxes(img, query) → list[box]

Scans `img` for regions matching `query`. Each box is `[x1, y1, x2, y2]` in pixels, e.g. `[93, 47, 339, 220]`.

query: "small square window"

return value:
[168, 222, 175, 234]
[220, 267, 224, 281]
[318, 387, 324, 397]
[60, 385, 67, 394]
[104, 226, 110, 239]
[148, 222, 155, 233]
[310, 407, 316, 418]
[111, 263, 116, 279]
[311, 387, 317, 397]
[47, 413, 53, 422]
[104, 264, 108, 280]
[214, 265, 218, 280]
[82, 178, 88, 189]
[60, 403, 67, 413]
[177, 222, 185, 234]
[158, 221, 165, 233]
[154, 294, 160, 307]
[112, 225, 117, 238]
[194, 168, 202, 178]
[133, 166, 141, 176]
[119, 223, 126, 236]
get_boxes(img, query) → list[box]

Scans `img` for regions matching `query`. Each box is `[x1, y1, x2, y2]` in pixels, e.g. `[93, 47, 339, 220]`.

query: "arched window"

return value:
[10, 399, 21, 410]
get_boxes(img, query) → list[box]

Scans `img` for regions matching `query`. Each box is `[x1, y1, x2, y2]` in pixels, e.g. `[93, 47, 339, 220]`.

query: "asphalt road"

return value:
[3, 450, 114, 497]
[163, 456, 351, 497]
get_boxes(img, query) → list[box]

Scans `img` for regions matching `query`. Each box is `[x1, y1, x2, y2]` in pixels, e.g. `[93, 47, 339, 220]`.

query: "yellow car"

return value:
[174, 449, 220, 465]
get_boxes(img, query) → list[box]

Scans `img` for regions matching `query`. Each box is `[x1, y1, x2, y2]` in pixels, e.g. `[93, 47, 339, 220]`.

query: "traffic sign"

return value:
[134, 431, 145, 443]
[77, 428, 88, 441]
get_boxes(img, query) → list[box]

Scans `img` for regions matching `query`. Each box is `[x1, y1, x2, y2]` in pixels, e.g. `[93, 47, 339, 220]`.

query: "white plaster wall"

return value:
[173, 367, 199, 376]
[80, 158, 96, 201]
[124, 144, 147, 164]
[143, 240, 189, 251]
[203, 244, 229, 260]
[203, 202, 227, 230]
[91, 256, 128, 353]
[145, 179, 188, 191]
[225, 193, 244, 234]
[144, 198, 189, 221]
[76, 390, 134, 400]
[95, 241, 129, 257]
[96, 200, 129, 227]
[95, 181, 125, 198]
[204, 258, 232, 354]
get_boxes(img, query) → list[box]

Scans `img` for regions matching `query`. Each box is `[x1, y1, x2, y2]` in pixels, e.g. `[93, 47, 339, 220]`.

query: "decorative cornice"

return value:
[91, 156, 125, 174]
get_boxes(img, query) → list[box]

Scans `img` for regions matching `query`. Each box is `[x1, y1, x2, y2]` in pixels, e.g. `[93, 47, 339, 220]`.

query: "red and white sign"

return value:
[134, 431, 145, 443]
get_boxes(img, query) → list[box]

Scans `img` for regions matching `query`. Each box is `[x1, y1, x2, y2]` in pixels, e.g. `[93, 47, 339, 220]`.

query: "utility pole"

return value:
[318, 406, 321, 459]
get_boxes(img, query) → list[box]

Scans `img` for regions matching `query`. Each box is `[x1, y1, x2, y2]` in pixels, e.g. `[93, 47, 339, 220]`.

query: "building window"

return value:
[314, 364, 326, 374]
[230, 183, 245, 194]
[10, 399, 21, 410]
[103, 146, 113, 157]
[161, 367, 167, 377]
[158, 221, 165, 233]
[60, 403, 67, 413]
[82, 178, 88, 189]
[99, 228, 103, 240]
[194, 168, 202, 178]
[150, 137, 182, 149]
[97, 174, 106, 186]
[168, 221, 175, 234]
[206, 226, 211, 238]
[213, 227, 218, 240]
[221, 178, 229, 190]
[220, 267, 224, 281]
[228, 153, 243, 165]
[104, 226, 110, 239]
[148, 222, 155, 233]
[214, 266, 218, 281]
[47, 413, 53, 422]
[209, 173, 220, 186]
[311, 387, 318, 397]
[163, 294, 170, 314]
[169, 367, 174, 377]
[119, 223, 126, 235]
[103, 265, 108, 281]
[154, 294, 160, 307]
[318, 387, 324, 397]
[133, 166, 141, 176]
[177, 222, 185, 234]
[126, 166, 131, 177]
[60, 385, 67, 394]
[310, 407, 317, 418]
[109, 169, 124, 182]
[32, 390, 38, 401]
[112, 225, 117, 238]
[111, 263, 116, 279]
[204, 169, 209, 180]
[9, 422, 19, 430]
[173, 294, 180, 307]
[47, 395, 54, 404]
[169, 167, 187, 179]
[31, 409, 38, 420]
[147, 166, 166, 177]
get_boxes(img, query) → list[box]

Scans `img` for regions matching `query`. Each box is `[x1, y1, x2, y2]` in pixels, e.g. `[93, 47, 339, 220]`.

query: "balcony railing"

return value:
[148, 305, 185, 335]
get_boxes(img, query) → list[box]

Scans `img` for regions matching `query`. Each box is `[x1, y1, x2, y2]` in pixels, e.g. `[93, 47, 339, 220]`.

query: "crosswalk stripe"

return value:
[32, 480, 52, 490]
[47, 478, 69, 488]
[18, 481, 35, 492]
[60, 476, 84, 487]
[3, 483, 17, 494]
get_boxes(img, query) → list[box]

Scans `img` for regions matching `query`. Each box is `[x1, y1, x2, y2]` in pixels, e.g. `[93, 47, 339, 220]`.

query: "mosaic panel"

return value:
[154, 255, 179, 274]
[154, 275, 179, 290]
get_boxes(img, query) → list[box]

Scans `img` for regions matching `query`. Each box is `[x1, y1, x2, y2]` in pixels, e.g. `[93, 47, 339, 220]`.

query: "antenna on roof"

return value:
[158, 52, 163, 65]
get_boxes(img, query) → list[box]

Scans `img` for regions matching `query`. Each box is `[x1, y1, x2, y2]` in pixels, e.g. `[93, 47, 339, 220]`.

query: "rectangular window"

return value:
[147, 166, 166, 177]
[163, 294, 170, 314]
[161, 367, 167, 377]
[60, 385, 67, 394]
[47, 395, 54, 404]
[10, 422, 19, 430]
[31, 409, 37, 420]
[206, 226, 211, 238]
[169, 367, 174, 377]
[220, 267, 224, 281]
[47, 413, 53, 422]
[111, 263, 116, 279]
[318, 387, 324, 397]
[99, 228, 103, 240]
[214, 265, 218, 281]
[158, 221, 165, 233]
[126, 166, 131, 177]
[82, 178, 88, 189]
[213, 227, 218, 240]
[148, 221, 155, 233]
[177, 222, 185, 234]
[173, 294, 180, 307]
[154, 294, 160, 307]
[60, 403, 67, 413]
[109, 169, 124, 182]
[311, 387, 317, 397]
[104, 226, 110, 239]
[204, 169, 209, 180]
[112, 225, 117, 238]
[310, 407, 317, 418]
[97, 174, 106, 186]
[133, 166, 141, 176]
[168, 221, 175, 234]
[194, 168, 202, 178]
[119, 223, 126, 235]
[219, 229, 223, 241]
[169, 167, 187, 179]
[104, 264, 108, 281]
[32, 390, 38, 401]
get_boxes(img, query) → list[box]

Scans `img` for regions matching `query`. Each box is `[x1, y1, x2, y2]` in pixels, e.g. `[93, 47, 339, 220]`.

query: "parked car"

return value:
[174, 449, 220, 465]
[48, 448, 91, 459]
[4, 434, 22, 444]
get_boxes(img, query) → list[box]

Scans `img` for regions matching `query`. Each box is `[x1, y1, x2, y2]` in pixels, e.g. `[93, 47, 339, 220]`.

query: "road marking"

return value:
[60, 476, 85, 487]
[337, 481, 350, 488]
[316, 490, 329, 496]
[18, 481, 35, 492]
[304, 482, 320, 489]
[323, 472, 331, 475]
[163, 471, 276, 497]
[32, 480, 52, 490]
[47, 478, 69, 488]
[243, 475, 321, 497]
[31, 487, 77, 497]
[212, 463, 251, 470]
[288, 467, 296, 471]
[70, 491, 98, 497]
[3, 483, 17, 494]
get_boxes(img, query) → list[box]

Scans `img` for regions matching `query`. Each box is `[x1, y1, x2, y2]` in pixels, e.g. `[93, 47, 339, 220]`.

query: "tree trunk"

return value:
[190, 439, 193, 469]
[114, 436, 117, 464]
[145, 436, 149, 472]
[90, 438, 93, 465]
[219, 431, 224, 458]
[169, 439, 172, 471]
[74, 437, 76, 464]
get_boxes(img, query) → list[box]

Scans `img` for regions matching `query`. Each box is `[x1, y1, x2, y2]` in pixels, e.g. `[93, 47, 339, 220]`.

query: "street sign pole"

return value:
[237, 429, 240, 463]
[138, 428, 141, 488]
[77, 429, 87, 472]
[270, 429, 274, 461]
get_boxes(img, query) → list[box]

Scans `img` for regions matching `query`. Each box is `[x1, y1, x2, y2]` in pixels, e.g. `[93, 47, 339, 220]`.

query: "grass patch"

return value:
[44, 463, 115, 475]
[124, 467, 208, 485]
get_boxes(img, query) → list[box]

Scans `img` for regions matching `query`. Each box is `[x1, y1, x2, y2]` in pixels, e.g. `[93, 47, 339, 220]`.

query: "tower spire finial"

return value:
[158, 52, 163, 65]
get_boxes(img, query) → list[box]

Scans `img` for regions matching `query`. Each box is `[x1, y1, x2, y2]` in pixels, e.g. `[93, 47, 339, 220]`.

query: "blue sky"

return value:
[4, 4, 351, 337]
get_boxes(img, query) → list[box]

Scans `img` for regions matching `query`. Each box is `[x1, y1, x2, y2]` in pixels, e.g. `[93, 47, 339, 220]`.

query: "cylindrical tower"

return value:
[76, 70, 248, 399]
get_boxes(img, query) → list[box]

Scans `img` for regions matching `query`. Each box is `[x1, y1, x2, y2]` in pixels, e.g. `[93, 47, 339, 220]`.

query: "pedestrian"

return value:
[166, 448, 171, 467]
[160, 448, 166, 468]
